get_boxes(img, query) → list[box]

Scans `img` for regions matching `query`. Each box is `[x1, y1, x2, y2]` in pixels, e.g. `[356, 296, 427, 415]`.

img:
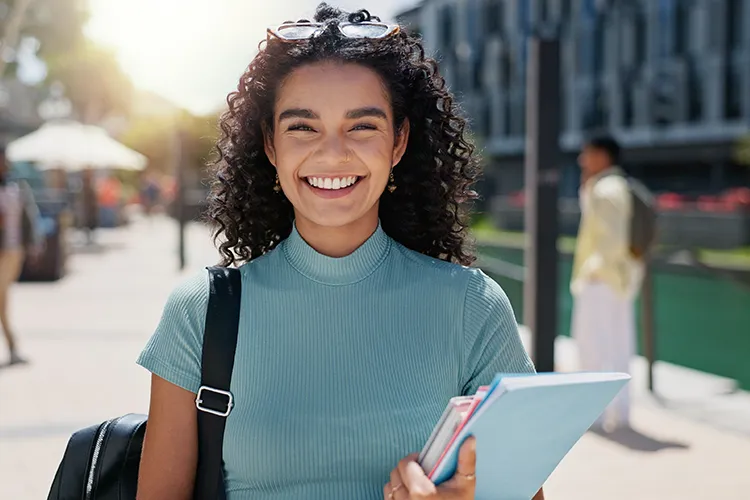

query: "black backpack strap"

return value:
[193, 266, 242, 500]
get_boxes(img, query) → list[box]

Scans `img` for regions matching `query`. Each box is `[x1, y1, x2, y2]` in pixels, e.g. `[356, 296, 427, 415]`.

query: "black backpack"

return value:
[47, 266, 242, 500]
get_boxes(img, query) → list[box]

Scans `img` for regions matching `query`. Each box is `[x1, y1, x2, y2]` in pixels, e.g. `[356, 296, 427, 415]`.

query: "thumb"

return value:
[455, 436, 477, 478]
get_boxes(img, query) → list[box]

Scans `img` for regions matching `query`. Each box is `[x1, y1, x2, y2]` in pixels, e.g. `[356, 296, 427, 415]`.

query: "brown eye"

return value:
[288, 123, 315, 132]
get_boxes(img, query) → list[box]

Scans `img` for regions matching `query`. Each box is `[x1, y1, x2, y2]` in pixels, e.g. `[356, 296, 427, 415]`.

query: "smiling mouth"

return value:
[304, 176, 362, 190]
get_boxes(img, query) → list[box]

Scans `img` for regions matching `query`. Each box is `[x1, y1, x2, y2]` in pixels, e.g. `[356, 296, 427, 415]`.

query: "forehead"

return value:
[275, 62, 391, 117]
[582, 145, 603, 155]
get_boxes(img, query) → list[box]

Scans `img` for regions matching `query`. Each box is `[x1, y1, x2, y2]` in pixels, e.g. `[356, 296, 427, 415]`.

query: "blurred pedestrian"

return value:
[571, 135, 644, 431]
[80, 168, 98, 244]
[134, 4, 543, 499]
[140, 174, 161, 216]
[0, 146, 43, 365]
[97, 173, 122, 227]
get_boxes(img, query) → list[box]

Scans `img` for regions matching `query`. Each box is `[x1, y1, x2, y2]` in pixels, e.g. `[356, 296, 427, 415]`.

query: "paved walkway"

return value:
[0, 215, 747, 499]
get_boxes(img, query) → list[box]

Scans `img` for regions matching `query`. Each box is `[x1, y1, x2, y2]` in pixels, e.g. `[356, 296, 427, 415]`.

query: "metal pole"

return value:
[641, 260, 656, 392]
[523, 37, 561, 373]
[173, 127, 186, 271]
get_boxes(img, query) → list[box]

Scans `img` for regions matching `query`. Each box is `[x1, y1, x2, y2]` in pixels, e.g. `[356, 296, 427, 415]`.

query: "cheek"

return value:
[354, 137, 396, 168]
[274, 138, 312, 174]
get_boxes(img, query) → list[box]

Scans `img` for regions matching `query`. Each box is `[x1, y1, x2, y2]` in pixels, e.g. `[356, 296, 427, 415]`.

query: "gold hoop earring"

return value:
[273, 174, 281, 193]
[387, 169, 396, 193]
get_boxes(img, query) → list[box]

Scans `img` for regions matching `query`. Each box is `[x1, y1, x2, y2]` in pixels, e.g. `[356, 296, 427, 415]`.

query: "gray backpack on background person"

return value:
[601, 170, 657, 259]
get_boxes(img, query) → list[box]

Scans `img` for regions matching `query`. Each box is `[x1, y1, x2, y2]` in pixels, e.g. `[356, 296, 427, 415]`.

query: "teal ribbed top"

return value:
[137, 222, 535, 499]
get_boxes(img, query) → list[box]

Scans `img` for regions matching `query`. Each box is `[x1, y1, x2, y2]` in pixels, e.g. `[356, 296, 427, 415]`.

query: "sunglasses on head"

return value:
[267, 21, 400, 42]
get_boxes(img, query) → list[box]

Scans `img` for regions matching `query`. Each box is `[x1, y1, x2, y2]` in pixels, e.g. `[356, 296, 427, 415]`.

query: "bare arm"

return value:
[533, 488, 546, 499]
[136, 375, 198, 500]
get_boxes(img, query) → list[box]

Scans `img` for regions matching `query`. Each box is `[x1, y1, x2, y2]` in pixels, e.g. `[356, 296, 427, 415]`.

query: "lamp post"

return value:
[523, 9, 561, 374]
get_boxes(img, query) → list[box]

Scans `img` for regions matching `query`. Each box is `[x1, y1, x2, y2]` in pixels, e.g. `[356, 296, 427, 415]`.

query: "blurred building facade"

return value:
[398, 0, 750, 199]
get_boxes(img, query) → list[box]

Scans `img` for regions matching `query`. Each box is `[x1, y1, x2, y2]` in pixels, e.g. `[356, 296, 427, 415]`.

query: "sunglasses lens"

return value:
[275, 25, 319, 40]
[340, 23, 390, 38]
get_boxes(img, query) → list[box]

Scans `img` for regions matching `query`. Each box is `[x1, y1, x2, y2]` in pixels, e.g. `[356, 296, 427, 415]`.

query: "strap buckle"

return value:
[195, 386, 234, 417]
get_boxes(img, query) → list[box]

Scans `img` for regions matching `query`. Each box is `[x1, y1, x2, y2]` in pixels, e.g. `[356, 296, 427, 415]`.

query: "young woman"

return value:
[136, 4, 542, 499]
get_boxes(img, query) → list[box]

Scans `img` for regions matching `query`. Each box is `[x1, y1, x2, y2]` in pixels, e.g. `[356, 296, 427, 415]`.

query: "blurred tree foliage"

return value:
[120, 111, 219, 178]
[1, 0, 217, 182]
[45, 40, 134, 123]
[0, 0, 132, 123]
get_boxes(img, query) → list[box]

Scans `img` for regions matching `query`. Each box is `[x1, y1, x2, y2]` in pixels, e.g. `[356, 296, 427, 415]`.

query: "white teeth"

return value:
[306, 176, 359, 190]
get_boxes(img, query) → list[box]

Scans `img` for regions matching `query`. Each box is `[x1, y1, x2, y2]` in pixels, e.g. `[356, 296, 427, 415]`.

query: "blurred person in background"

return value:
[97, 173, 122, 227]
[0, 145, 43, 365]
[80, 168, 99, 243]
[571, 135, 644, 432]
[140, 174, 162, 216]
[135, 3, 543, 500]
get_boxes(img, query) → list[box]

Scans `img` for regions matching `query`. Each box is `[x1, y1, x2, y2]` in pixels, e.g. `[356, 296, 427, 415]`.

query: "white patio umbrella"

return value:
[6, 120, 148, 171]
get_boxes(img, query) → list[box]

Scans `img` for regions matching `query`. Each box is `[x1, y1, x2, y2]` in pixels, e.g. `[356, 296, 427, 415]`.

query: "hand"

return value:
[384, 437, 476, 500]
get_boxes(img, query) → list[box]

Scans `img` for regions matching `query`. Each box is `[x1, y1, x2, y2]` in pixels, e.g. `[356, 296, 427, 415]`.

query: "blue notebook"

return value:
[429, 371, 630, 499]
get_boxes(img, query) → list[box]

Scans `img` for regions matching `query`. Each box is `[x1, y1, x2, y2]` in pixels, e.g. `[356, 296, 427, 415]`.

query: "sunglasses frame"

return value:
[266, 21, 400, 42]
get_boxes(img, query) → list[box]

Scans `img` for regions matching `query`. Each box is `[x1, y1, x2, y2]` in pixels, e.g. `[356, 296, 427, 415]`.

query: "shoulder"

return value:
[389, 241, 510, 312]
[390, 241, 477, 283]
[593, 174, 629, 199]
[165, 270, 210, 314]
[462, 267, 514, 323]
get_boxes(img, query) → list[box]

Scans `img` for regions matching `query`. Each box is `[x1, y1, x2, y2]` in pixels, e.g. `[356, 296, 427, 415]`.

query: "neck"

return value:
[294, 210, 380, 258]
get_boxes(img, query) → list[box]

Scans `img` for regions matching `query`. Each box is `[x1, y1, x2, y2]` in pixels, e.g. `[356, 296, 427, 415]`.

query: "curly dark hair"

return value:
[208, 3, 480, 266]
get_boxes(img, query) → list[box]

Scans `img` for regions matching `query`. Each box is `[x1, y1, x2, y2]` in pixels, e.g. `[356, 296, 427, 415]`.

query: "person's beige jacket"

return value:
[571, 168, 643, 299]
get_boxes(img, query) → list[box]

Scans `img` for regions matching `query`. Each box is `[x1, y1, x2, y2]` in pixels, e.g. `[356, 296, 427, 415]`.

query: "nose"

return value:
[314, 134, 349, 164]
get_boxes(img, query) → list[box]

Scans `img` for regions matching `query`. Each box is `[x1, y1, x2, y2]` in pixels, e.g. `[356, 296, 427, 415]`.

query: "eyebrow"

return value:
[345, 107, 388, 120]
[278, 108, 319, 121]
[277, 106, 389, 122]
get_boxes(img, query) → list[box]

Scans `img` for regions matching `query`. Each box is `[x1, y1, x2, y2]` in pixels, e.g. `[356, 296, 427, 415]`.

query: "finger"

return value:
[398, 456, 436, 498]
[454, 436, 477, 482]
[389, 468, 403, 492]
[384, 477, 410, 500]
[384, 482, 409, 500]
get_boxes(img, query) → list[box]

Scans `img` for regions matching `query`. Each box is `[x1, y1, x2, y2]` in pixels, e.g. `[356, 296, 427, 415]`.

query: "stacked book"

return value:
[417, 372, 631, 500]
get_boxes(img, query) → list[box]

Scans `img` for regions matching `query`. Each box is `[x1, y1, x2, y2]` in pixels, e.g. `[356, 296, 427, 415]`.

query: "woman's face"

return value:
[264, 61, 409, 230]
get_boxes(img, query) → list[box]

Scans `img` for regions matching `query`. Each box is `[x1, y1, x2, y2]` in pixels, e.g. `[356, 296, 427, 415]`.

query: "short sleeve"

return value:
[136, 271, 209, 393]
[460, 270, 535, 396]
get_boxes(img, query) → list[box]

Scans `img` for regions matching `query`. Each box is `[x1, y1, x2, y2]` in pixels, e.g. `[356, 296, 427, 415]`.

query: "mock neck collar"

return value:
[282, 221, 391, 285]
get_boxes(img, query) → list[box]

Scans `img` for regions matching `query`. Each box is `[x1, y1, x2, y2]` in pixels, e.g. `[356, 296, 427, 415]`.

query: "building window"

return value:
[481, 100, 492, 138]
[724, 63, 742, 120]
[724, 0, 743, 120]
[473, 42, 485, 91]
[727, 0, 743, 52]
[483, 0, 503, 36]
[622, 80, 635, 127]
[499, 49, 511, 92]
[438, 5, 455, 59]
[633, 4, 647, 67]
[686, 57, 702, 122]
[592, 11, 606, 78]
[673, 0, 690, 56]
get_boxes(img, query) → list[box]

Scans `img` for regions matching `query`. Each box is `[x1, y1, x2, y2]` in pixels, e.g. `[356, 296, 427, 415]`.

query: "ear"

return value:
[392, 118, 410, 167]
[262, 123, 277, 167]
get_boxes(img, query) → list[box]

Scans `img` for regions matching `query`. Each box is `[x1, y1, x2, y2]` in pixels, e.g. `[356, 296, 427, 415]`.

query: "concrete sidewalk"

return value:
[0, 215, 747, 499]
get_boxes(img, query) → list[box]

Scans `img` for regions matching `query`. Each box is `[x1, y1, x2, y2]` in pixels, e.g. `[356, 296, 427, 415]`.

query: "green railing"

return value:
[477, 243, 750, 390]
